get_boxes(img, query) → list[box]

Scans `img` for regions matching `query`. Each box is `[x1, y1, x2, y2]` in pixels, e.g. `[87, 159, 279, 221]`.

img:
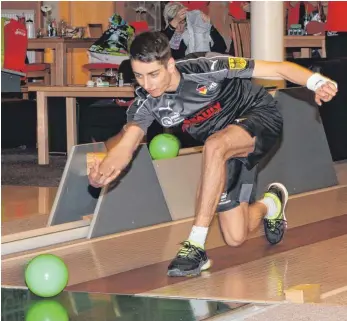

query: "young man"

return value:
[88, 32, 337, 277]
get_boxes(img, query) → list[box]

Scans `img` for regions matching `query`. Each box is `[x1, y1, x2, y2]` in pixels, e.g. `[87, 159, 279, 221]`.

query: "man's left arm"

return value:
[253, 60, 338, 106]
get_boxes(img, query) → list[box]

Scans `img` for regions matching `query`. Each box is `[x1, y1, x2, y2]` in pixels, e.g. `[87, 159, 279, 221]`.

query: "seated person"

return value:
[162, 2, 227, 60]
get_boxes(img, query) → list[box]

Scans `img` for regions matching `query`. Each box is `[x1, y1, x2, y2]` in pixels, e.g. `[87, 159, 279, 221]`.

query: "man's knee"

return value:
[204, 132, 237, 161]
[204, 134, 226, 159]
[222, 229, 247, 247]
[219, 203, 249, 247]
[204, 127, 254, 161]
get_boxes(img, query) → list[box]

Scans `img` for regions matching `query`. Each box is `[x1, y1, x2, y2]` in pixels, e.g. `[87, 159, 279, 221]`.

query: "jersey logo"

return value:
[182, 102, 222, 131]
[196, 84, 208, 95]
[219, 192, 231, 205]
[228, 57, 247, 70]
[161, 113, 184, 127]
[158, 100, 184, 127]
[208, 82, 218, 91]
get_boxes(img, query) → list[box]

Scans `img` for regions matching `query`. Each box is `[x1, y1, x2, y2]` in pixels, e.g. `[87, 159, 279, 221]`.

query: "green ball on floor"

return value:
[26, 300, 69, 321]
[149, 133, 181, 160]
[25, 254, 69, 298]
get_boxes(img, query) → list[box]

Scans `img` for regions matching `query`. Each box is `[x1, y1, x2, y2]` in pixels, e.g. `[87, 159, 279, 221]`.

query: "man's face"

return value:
[131, 58, 175, 97]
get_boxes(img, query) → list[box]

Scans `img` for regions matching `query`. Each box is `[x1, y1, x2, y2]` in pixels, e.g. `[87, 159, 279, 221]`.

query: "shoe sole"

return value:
[267, 182, 289, 225]
[167, 259, 212, 277]
[264, 182, 289, 245]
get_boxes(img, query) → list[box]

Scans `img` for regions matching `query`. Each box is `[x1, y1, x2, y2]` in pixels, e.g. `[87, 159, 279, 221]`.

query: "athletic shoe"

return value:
[167, 241, 211, 277]
[263, 182, 288, 245]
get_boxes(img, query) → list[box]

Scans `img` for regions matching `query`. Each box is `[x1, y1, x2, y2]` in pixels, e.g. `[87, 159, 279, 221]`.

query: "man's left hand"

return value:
[315, 82, 338, 106]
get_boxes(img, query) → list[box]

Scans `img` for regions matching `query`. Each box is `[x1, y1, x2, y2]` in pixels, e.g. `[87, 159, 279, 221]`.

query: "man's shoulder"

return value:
[176, 52, 232, 65]
[176, 52, 208, 69]
[176, 52, 234, 76]
[178, 52, 209, 61]
[176, 52, 217, 77]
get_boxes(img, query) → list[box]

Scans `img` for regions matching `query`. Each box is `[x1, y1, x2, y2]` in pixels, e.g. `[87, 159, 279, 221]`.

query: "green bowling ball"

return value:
[26, 300, 69, 321]
[149, 134, 181, 160]
[25, 254, 69, 298]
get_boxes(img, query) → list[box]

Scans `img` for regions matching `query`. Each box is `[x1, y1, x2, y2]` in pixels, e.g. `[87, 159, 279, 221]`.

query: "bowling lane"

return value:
[67, 215, 347, 303]
[140, 234, 347, 303]
[2, 187, 347, 293]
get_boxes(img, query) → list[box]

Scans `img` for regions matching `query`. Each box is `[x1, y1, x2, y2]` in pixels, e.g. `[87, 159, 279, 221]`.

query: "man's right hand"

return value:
[88, 157, 105, 188]
[88, 150, 132, 187]
[88, 123, 145, 188]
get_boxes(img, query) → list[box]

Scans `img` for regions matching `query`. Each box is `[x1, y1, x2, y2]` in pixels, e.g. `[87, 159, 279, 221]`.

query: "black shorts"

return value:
[216, 105, 283, 212]
[217, 159, 258, 212]
[234, 104, 283, 170]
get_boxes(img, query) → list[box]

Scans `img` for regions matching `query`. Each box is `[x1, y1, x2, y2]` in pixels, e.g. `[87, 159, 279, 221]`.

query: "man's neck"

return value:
[166, 68, 181, 92]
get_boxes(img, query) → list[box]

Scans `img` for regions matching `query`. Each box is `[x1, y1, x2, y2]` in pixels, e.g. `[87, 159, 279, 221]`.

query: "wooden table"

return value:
[28, 38, 98, 86]
[284, 35, 326, 58]
[28, 85, 135, 165]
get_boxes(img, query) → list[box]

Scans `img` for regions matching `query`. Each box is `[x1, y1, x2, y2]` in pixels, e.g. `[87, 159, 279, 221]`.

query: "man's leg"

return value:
[218, 160, 260, 246]
[178, 163, 288, 275]
[167, 124, 288, 277]
[219, 183, 288, 248]
[193, 125, 255, 228]
[167, 125, 255, 277]
[215, 155, 289, 249]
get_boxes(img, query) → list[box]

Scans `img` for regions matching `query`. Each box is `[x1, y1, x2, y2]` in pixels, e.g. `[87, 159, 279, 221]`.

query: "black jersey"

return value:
[126, 52, 278, 142]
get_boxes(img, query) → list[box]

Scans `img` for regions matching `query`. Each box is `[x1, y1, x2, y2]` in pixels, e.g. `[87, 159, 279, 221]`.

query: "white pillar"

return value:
[251, 1, 284, 62]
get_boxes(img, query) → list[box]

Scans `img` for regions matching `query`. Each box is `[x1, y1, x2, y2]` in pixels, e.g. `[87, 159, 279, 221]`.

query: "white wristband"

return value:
[306, 73, 338, 91]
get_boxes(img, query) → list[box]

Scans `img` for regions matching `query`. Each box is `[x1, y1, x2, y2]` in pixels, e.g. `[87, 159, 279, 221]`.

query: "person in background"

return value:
[162, 2, 227, 60]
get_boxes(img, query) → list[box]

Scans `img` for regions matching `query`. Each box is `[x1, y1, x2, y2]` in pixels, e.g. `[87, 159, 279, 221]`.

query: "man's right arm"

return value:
[105, 129, 125, 151]
[88, 123, 144, 188]
[102, 90, 154, 169]
[106, 90, 154, 151]
[108, 122, 145, 157]
[105, 122, 145, 151]
[88, 94, 154, 187]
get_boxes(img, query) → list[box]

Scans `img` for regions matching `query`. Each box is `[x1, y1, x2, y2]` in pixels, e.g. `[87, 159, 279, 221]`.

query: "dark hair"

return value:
[130, 31, 172, 65]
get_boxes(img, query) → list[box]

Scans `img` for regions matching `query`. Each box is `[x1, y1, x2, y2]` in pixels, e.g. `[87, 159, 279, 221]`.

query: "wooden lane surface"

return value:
[66, 215, 347, 303]
[322, 287, 347, 305]
[3, 185, 346, 259]
[2, 187, 347, 297]
[139, 230, 347, 303]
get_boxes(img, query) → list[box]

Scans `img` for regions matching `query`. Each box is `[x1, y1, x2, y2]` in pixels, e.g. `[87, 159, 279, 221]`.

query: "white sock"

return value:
[188, 226, 208, 248]
[260, 196, 279, 219]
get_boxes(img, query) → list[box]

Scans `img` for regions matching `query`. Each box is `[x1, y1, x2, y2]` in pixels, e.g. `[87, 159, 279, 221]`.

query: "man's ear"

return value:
[167, 57, 176, 73]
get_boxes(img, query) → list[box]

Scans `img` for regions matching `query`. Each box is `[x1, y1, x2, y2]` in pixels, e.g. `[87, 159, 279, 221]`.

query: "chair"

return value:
[229, 18, 251, 58]
[3, 19, 51, 96]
